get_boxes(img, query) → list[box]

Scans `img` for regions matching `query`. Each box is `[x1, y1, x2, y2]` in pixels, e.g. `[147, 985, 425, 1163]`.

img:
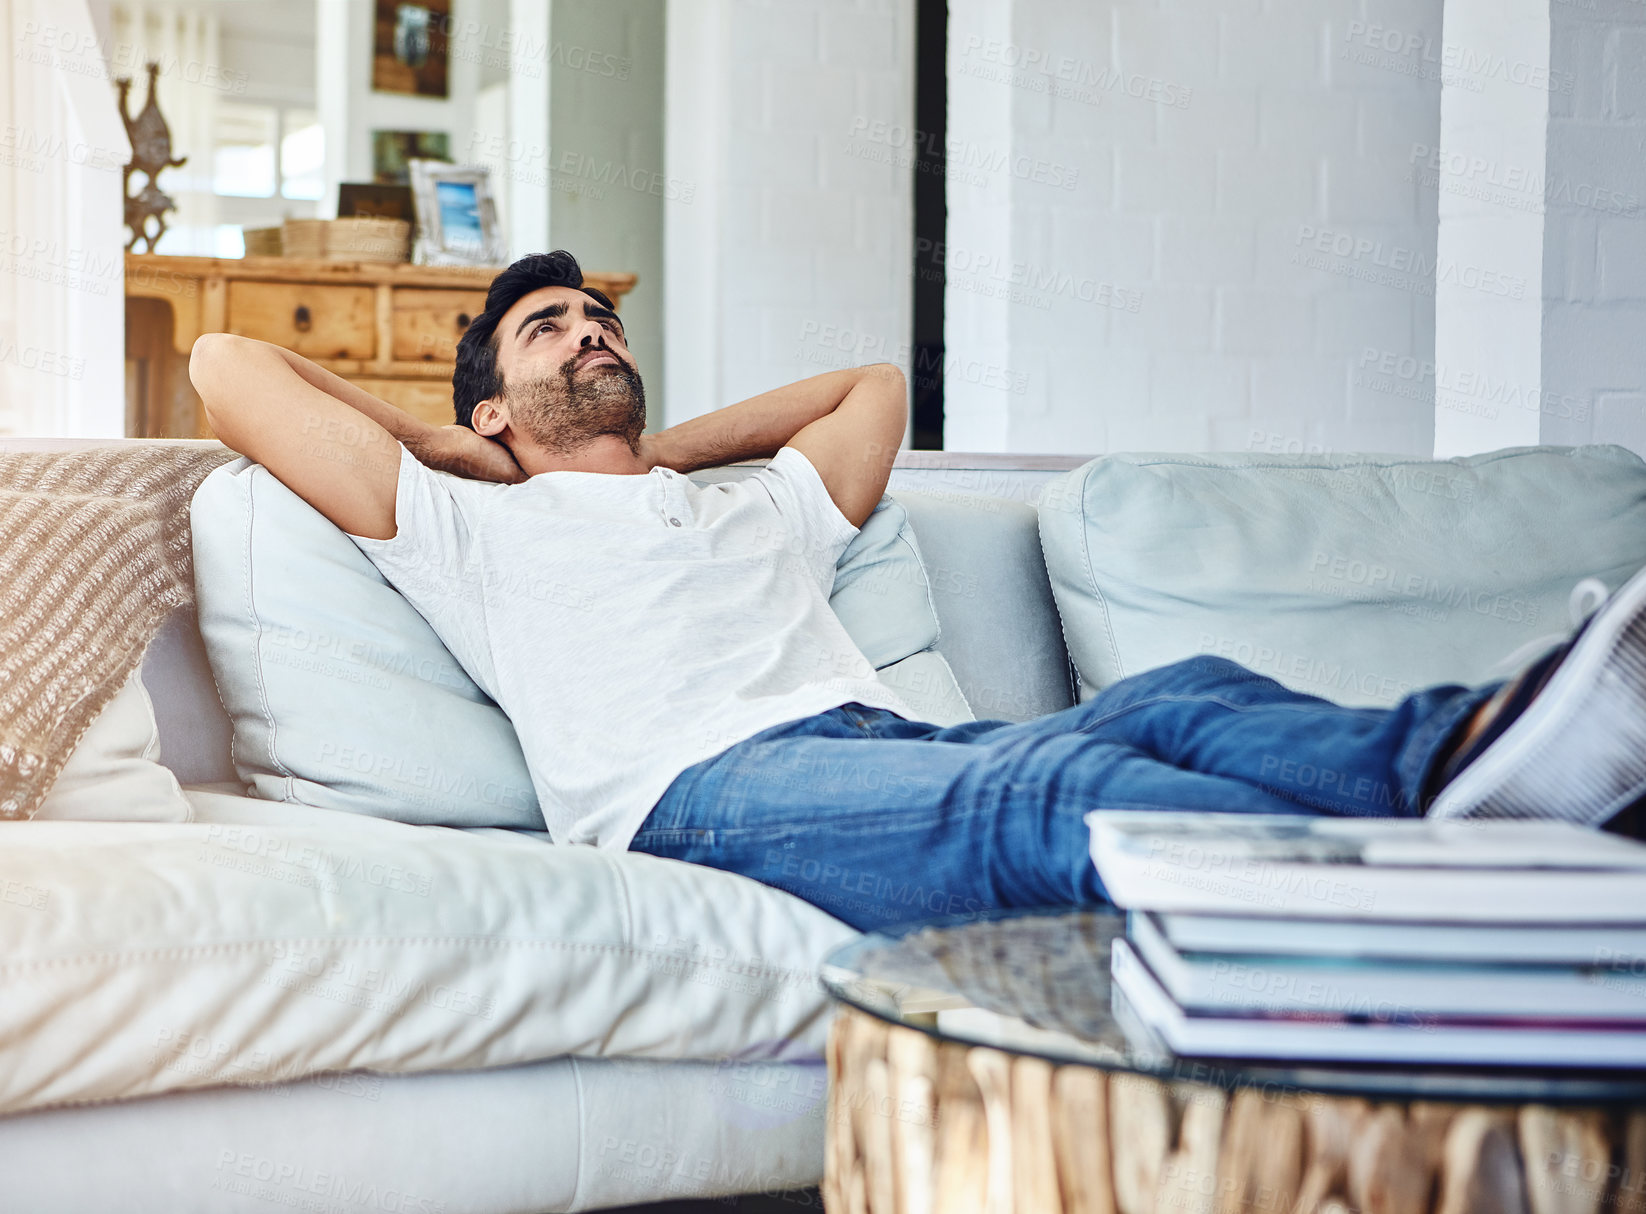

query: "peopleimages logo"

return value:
[958, 34, 1194, 109]
[17, 21, 251, 94]
[1143, 835, 1379, 911]
[0, 122, 123, 173]
[1408, 143, 1640, 217]
[1340, 20, 1575, 94]
[846, 117, 1082, 191]
[1308, 549, 1541, 624]
[917, 237, 1143, 312]
[211, 1150, 447, 1212]
[1293, 225, 1526, 299]
[1356, 346, 1591, 423]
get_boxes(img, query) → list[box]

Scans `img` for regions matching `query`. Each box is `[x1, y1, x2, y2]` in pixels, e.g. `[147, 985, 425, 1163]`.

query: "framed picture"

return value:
[408, 160, 506, 266]
[371, 129, 449, 185]
[338, 182, 416, 223]
[372, 0, 449, 97]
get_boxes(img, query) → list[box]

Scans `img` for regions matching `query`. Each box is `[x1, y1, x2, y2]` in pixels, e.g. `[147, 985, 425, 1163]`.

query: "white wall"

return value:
[317, 0, 483, 219]
[543, 0, 665, 432]
[662, 0, 916, 430]
[945, 0, 1445, 456]
[1539, 0, 1646, 452]
[1430, 0, 1549, 456]
[1428, 0, 1646, 458]
[218, 3, 314, 108]
[1, 0, 130, 436]
[500, 0, 548, 255]
[449, 1, 664, 426]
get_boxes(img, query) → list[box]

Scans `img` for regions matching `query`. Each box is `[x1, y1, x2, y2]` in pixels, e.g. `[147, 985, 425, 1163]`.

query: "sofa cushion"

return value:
[0, 791, 856, 1117]
[191, 458, 947, 828]
[897, 490, 1075, 720]
[139, 608, 239, 789]
[192, 461, 540, 829]
[1037, 446, 1646, 707]
[827, 492, 942, 666]
[32, 667, 193, 823]
[0, 1054, 827, 1214]
[873, 649, 974, 726]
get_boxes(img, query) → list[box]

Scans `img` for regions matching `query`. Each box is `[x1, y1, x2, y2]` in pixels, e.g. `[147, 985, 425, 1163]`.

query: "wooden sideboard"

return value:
[124, 254, 637, 439]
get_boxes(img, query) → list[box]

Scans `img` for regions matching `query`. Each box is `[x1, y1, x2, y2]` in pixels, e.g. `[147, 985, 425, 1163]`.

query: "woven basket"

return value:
[278, 218, 326, 259]
[242, 226, 282, 256]
[278, 217, 411, 263]
[325, 216, 411, 262]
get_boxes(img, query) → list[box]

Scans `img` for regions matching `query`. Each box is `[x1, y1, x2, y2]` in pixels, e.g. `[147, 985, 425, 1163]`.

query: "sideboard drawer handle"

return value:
[293, 305, 312, 332]
[456, 312, 472, 330]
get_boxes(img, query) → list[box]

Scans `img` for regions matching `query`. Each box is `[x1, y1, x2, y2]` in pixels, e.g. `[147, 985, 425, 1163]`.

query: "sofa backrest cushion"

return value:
[824, 492, 943, 667]
[1037, 446, 1646, 707]
[190, 458, 954, 827]
[140, 607, 238, 787]
[192, 460, 540, 827]
[896, 491, 1075, 720]
[32, 668, 193, 823]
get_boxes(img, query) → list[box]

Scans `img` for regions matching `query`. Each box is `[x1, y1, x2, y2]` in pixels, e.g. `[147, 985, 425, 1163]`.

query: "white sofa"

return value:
[5, 437, 1644, 1212]
[0, 437, 1080, 1213]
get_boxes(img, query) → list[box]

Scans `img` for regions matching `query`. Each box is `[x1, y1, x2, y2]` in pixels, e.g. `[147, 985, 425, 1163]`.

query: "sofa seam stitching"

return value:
[244, 467, 295, 790]
[568, 1056, 590, 1212]
[1072, 463, 1123, 687]
[0, 937, 823, 980]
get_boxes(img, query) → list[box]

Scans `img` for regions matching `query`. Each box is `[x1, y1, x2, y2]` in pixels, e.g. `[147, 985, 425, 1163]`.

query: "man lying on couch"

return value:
[187, 250, 1646, 934]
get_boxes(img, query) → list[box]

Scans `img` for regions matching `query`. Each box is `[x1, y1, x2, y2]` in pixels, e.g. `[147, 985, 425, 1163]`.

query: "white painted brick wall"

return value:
[727, 0, 921, 409]
[947, 0, 1443, 456]
[1428, 0, 1549, 456]
[661, 0, 1646, 456]
[544, 0, 666, 432]
[664, 0, 914, 426]
[1540, 0, 1646, 452]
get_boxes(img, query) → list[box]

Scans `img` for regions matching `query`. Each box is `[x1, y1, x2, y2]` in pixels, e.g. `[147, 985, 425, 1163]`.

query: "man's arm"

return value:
[189, 334, 524, 541]
[642, 363, 907, 529]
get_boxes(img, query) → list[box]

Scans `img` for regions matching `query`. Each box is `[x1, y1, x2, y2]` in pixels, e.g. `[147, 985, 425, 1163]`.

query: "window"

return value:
[212, 104, 326, 201]
[280, 111, 324, 201]
[212, 105, 278, 197]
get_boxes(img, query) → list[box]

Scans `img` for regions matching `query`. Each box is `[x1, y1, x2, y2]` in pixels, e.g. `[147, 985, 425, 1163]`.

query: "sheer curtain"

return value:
[107, 1, 221, 254]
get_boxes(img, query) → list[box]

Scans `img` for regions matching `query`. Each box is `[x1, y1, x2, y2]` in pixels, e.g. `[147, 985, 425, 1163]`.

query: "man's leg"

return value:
[1069, 655, 1501, 818]
[631, 656, 1497, 932]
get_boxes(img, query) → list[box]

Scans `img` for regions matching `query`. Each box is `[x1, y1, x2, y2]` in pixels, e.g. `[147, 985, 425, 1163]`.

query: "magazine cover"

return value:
[1087, 812, 1646, 920]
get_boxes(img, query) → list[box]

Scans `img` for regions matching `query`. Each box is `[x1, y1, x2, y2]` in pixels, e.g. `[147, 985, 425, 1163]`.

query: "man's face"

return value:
[480, 285, 645, 455]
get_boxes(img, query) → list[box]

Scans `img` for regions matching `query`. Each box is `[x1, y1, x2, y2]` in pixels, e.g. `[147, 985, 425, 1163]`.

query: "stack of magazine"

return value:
[1087, 811, 1646, 1067]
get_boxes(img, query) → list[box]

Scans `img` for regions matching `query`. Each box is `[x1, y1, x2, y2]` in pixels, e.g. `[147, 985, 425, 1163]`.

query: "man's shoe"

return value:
[1429, 565, 1646, 825]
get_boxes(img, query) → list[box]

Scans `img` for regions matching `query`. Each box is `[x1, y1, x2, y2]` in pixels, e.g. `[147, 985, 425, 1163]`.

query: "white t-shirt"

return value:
[345, 444, 916, 848]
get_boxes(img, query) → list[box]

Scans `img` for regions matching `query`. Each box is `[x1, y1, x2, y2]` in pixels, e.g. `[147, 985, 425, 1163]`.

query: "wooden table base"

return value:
[824, 1005, 1646, 1214]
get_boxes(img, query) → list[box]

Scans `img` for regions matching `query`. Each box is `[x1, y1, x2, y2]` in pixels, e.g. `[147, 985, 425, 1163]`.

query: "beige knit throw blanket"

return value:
[0, 445, 239, 820]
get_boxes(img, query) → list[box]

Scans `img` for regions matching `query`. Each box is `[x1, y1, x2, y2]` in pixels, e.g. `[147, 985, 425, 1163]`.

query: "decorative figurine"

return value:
[115, 62, 186, 253]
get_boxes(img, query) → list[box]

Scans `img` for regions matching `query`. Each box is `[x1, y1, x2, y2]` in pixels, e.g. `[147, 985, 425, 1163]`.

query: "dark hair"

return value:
[451, 250, 616, 429]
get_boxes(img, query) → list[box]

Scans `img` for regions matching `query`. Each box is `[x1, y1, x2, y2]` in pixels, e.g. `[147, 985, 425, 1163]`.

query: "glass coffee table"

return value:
[819, 908, 1646, 1214]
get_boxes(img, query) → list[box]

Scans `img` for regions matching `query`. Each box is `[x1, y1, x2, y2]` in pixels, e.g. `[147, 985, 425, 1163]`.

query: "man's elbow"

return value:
[190, 333, 246, 418]
[872, 364, 908, 434]
[189, 331, 236, 373]
[867, 362, 906, 393]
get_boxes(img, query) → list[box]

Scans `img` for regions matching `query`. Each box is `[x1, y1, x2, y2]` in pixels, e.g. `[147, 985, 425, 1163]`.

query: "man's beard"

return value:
[502, 350, 647, 456]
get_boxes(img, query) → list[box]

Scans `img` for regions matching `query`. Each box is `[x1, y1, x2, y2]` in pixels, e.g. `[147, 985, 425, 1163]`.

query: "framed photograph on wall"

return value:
[371, 129, 449, 185]
[408, 160, 506, 266]
[372, 0, 450, 97]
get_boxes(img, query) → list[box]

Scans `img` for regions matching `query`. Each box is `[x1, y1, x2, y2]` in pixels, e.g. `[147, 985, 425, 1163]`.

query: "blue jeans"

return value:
[630, 656, 1500, 932]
